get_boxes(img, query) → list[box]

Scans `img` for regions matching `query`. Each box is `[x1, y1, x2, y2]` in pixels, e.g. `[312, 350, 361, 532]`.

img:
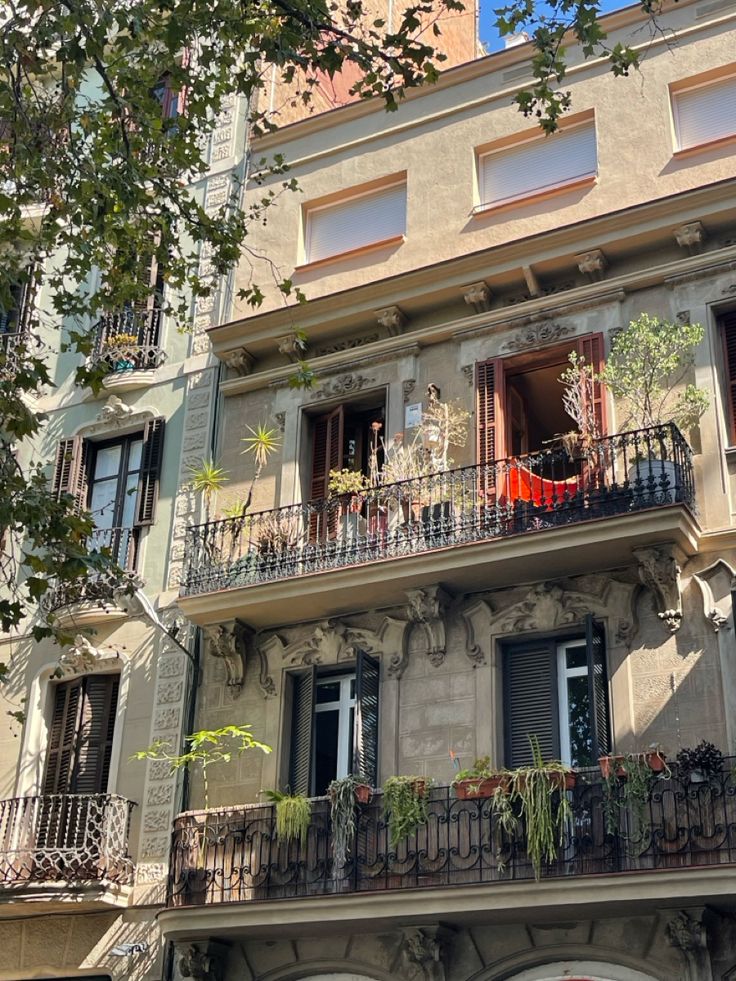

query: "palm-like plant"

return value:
[188, 458, 229, 523]
[240, 423, 281, 512]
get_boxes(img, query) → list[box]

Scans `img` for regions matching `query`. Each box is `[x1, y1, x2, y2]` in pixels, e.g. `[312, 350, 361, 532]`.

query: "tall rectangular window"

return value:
[672, 73, 736, 152]
[304, 181, 406, 264]
[719, 310, 736, 443]
[478, 119, 597, 211]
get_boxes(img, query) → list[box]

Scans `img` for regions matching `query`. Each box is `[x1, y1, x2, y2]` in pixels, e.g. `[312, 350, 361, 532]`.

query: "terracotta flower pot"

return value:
[453, 775, 511, 799]
[514, 770, 576, 792]
[599, 752, 667, 780]
[354, 783, 372, 804]
[411, 779, 427, 798]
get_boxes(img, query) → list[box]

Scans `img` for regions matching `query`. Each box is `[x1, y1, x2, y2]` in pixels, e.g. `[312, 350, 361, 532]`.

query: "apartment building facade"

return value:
[158, 1, 736, 979]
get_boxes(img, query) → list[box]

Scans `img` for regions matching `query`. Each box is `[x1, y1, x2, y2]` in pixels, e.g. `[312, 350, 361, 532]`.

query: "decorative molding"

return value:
[402, 379, 416, 404]
[405, 586, 452, 667]
[204, 619, 251, 691]
[315, 333, 379, 356]
[315, 373, 376, 399]
[376, 305, 407, 336]
[177, 942, 227, 981]
[692, 559, 736, 633]
[462, 282, 492, 313]
[459, 599, 491, 667]
[55, 634, 110, 676]
[96, 394, 136, 422]
[274, 411, 286, 433]
[676, 310, 691, 325]
[461, 364, 474, 387]
[224, 347, 255, 376]
[493, 581, 593, 633]
[665, 909, 712, 981]
[723, 283, 736, 296]
[400, 926, 452, 981]
[502, 321, 573, 353]
[575, 249, 607, 280]
[522, 265, 541, 297]
[674, 221, 706, 254]
[634, 544, 683, 632]
[277, 333, 308, 362]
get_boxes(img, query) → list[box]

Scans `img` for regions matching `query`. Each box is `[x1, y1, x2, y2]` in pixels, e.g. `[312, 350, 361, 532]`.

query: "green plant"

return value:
[262, 790, 311, 845]
[382, 775, 429, 848]
[600, 314, 709, 431]
[187, 458, 229, 523]
[558, 351, 600, 457]
[601, 751, 671, 838]
[103, 332, 139, 347]
[328, 773, 368, 869]
[453, 756, 497, 782]
[328, 469, 370, 497]
[676, 740, 724, 781]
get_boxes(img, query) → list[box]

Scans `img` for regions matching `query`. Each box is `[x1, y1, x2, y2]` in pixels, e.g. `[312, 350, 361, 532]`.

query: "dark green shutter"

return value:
[353, 650, 379, 786]
[585, 614, 610, 759]
[135, 417, 165, 526]
[289, 667, 315, 795]
[503, 641, 558, 767]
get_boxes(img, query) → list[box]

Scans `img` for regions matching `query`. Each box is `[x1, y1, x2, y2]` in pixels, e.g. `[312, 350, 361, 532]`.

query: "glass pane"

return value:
[94, 445, 122, 480]
[348, 707, 354, 775]
[567, 674, 594, 767]
[89, 481, 116, 528]
[128, 439, 143, 473]
[350, 677, 356, 699]
[316, 680, 341, 705]
[120, 474, 139, 527]
[566, 644, 587, 670]
[314, 710, 339, 795]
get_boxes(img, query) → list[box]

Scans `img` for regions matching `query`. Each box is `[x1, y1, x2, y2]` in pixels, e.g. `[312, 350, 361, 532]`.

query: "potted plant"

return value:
[452, 756, 510, 799]
[262, 790, 312, 846]
[382, 775, 429, 848]
[599, 748, 671, 837]
[103, 332, 139, 371]
[328, 468, 369, 541]
[599, 314, 708, 500]
[133, 725, 271, 903]
[598, 748, 668, 779]
[676, 740, 724, 783]
[328, 774, 372, 872]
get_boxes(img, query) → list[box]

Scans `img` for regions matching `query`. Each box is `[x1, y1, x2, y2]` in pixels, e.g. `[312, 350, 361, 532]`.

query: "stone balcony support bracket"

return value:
[633, 543, 684, 632]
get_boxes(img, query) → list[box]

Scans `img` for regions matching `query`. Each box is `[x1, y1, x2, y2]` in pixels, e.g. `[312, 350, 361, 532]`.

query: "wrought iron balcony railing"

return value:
[0, 794, 135, 887]
[180, 423, 695, 597]
[42, 526, 140, 613]
[91, 305, 166, 373]
[0, 329, 42, 379]
[168, 759, 736, 908]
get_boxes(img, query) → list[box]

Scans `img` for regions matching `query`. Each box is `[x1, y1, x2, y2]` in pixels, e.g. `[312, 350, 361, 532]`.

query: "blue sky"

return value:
[479, 0, 634, 51]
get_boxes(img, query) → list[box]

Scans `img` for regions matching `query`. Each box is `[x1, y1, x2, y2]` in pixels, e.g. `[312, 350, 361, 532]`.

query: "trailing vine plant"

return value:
[382, 776, 429, 848]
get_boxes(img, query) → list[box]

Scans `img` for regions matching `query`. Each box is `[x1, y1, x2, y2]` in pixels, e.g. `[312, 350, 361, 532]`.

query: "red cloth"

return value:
[505, 466, 586, 509]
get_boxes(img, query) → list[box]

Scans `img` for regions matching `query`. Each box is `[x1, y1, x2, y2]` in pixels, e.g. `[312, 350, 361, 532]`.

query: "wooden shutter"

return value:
[135, 417, 166, 526]
[353, 650, 379, 787]
[503, 641, 558, 767]
[476, 358, 505, 465]
[576, 331, 606, 435]
[721, 312, 736, 443]
[43, 679, 83, 795]
[310, 406, 344, 501]
[51, 437, 89, 514]
[585, 615, 610, 759]
[289, 667, 316, 795]
[73, 675, 120, 795]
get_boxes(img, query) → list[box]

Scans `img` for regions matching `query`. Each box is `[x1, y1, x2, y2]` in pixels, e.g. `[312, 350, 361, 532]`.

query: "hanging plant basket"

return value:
[453, 774, 511, 800]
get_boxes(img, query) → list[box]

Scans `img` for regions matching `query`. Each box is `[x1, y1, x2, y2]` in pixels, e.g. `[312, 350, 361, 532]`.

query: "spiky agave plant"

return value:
[187, 458, 229, 523]
[240, 423, 282, 512]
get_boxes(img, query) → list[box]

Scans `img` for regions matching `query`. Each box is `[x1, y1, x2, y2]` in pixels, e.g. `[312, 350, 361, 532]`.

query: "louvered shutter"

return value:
[306, 183, 406, 264]
[721, 312, 736, 443]
[353, 650, 379, 787]
[673, 76, 736, 151]
[504, 641, 558, 767]
[43, 679, 83, 795]
[476, 358, 505, 465]
[135, 417, 166, 526]
[309, 406, 344, 541]
[576, 331, 606, 435]
[51, 437, 89, 514]
[585, 615, 610, 759]
[289, 667, 316, 795]
[73, 675, 120, 795]
[479, 121, 597, 208]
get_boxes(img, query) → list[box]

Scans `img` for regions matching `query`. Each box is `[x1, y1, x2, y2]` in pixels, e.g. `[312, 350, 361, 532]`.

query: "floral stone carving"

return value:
[634, 544, 683, 632]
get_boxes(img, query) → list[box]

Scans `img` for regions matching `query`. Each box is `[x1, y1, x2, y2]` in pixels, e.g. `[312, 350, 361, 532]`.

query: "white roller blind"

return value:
[673, 75, 736, 150]
[305, 182, 406, 263]
[479, 121, 597, 209]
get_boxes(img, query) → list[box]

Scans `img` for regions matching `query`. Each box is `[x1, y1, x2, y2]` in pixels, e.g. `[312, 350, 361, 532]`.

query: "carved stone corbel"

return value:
[376, 305, 407, 336]
[675, 221, 706, 254]
[462, 282, 492, 313]
[204, 620, 251, 692]
[575, 249, 607, 281]
[403, 379, 417, 405]
[634, 544, 684, 632]
[224, 347, 255, 376]
[399, 926, 453, 981]
[693, 559, 735, 633]
[405, 586, 451, 667]
[665, 909, 712, 981]
[459, 599, 492, 666]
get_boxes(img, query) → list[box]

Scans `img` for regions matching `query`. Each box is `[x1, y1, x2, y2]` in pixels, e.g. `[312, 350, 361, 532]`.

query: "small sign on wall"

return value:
[405, 402, 423, 429]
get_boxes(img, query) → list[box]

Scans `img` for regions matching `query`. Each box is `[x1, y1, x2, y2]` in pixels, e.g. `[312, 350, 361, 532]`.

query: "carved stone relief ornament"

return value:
[177, 942, 226, 981]
[399, 926, 452, 981]
[224, 347, 255, 376]
[693, 558, 735, 633]
[204, 619, 251, 692]
[502, 321, 573, 353]
[402, 379, 416, 404]
[665, 909, 712, 981]
[462, 282, 492, 313]
[405, 585, 452, 667]
[633, 543, 684, 632]
[97, 394, 136, 422]
[376, 305, 407, 336]
[674, 221, 706, 254]
[575, 249, 607, 280]
[315, 373, 376, 399]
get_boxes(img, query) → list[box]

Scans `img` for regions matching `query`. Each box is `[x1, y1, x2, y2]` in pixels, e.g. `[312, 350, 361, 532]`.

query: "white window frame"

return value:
[556, 638, 589, 766]
[671, 71, 736, 152]
[302, 179, 406, 265]
[476, 117, 597, 213]
[315, 672, 356, 780]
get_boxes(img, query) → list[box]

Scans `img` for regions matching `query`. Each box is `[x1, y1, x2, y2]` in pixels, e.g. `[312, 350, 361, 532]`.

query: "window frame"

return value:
[314, 670, 356, 788]
[670, 66, 736, 156]
[87, 432, 144, 531]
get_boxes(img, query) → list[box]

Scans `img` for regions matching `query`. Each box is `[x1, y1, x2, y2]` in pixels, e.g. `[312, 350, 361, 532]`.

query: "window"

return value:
[672, 73, 736, 152]
[288, 650, 379, 796]
[719, 310, 736, 443]
[0, 267, 36, 335]
[503, 616, 609, 768]
[51, 418, 165, 567]
[95, 252, 165, 370]
[308, 396, 385, 502]
[304, 180, 406, 265]
[477, 119, 597, 211]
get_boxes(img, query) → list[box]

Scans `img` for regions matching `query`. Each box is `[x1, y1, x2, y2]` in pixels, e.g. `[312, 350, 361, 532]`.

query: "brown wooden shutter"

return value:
[476, 358, 505, 465]
[43, 679, 83, 795]
[74, 675, 120, 795]
[576, 332, 606, 435]
[503, 641, 558, 768]
[310, 406, 344, 501]
[289, 667, 316, 795]
[51, 437, 89, 513]
[135, 417, 166, 526]
[353, 650, 379, 787]
[585, 615, 610, 759]
[721, 312, 736, 443]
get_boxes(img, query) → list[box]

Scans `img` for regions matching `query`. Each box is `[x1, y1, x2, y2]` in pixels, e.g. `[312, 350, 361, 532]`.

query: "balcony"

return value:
[91, 307, 166, 392]
[0, 794, 135, 895]
[0, 329, 42, 379]
[178, 425, 699, 629]
[161, 761, 736, 935]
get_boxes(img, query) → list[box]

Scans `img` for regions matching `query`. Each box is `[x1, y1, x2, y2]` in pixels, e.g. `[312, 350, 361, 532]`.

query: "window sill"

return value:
[295, 234, 406, 273]
[672, 133, 736, 158]
[471, 174, 597, 218]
